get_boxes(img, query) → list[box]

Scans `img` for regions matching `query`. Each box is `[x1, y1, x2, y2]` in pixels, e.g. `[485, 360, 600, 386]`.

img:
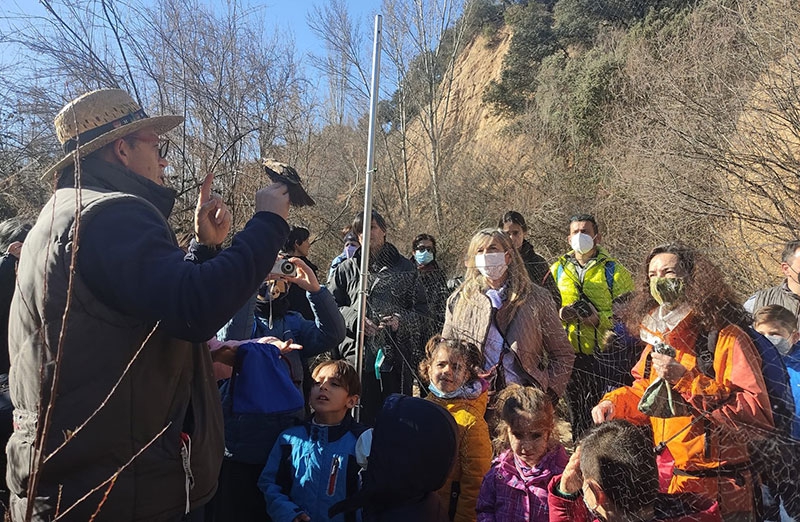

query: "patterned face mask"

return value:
[649, 276, 685, 306]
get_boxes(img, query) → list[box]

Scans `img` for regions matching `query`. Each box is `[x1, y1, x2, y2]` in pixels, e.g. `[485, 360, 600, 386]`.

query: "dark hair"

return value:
[412, 233, 437, 255]
[569, 213, 598, 235]
[498, 211, 527, 232]
[493, 384, 554, 453]
[418, 336, 482, 385]
[352, 209, 387, 234]
[284, 225, 310, 253]
[753, 304, 797, 333]
[0, 218, 32, 252]
[579, 420, 659, 516]
[343, 232, 359, 244]
[782, 240, 800, 264]
[312, 360, 361, 397]
[625, 242, 749, 332]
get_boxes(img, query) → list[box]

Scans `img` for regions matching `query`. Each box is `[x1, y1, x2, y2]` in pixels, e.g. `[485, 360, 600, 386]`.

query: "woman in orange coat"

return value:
[591, 243, 773, 522]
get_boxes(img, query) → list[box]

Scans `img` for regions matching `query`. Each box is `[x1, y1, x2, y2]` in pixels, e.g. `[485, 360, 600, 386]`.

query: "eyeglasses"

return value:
[415, 245, 433, 252]
[128, 135, 170, 159]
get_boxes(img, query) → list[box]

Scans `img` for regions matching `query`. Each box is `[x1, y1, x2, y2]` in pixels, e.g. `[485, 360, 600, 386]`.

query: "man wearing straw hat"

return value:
[6, 88, 290, 521]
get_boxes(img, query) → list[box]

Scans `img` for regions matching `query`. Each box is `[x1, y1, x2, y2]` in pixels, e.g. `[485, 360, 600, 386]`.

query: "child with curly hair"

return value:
[420, 335, 493, 522]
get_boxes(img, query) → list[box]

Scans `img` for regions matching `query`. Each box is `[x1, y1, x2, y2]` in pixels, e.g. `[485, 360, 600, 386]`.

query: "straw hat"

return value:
[43, 88, 184, 178]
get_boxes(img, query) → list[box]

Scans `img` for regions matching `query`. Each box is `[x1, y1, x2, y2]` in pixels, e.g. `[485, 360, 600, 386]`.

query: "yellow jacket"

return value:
[603, 314, 773, 516]
[550, 247, 633, 354]
[427, 388, 493, 522]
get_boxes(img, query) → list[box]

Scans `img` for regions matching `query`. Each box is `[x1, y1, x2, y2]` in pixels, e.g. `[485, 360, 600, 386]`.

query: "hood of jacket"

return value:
[329, 394, 457, 517]
[57, 156, 176, 219]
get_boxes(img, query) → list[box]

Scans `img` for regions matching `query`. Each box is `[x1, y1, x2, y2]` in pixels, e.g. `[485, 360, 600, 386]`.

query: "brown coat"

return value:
[442, 285, 575, 396]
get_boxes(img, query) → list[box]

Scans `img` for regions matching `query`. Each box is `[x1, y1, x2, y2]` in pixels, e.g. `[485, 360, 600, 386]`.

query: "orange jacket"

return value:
[603, 314, 773, 515]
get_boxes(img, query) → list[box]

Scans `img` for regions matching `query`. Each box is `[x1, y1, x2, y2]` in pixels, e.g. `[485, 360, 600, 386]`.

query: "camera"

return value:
[270, 258, 297, 278]
[653, 341, 676, 358]
[572, 299, 595, 319]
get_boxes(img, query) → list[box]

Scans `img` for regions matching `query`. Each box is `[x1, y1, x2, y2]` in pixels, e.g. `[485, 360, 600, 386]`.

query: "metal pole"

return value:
[354, 14, 382, 423]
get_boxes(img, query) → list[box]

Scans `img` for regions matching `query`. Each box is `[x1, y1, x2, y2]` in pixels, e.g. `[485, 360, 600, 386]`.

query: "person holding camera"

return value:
[329, 210, 428, 425]
[591, 243, 772, 522]
[210, 255, 346, 521]
[550, 213, 634, 439]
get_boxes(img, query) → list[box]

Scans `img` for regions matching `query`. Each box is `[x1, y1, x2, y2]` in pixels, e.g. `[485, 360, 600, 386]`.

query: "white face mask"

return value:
[765, 334, 792, 355]
[475, 252, 508, 281]
[570, 232, 595, 255]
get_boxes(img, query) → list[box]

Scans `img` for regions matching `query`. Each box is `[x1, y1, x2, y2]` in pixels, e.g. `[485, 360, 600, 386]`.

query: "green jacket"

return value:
[550, 247, 634, 355]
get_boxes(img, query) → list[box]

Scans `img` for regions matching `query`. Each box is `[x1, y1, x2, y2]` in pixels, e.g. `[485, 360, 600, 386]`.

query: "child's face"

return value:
[755, 320, 795, 342]
[430, 345, 469, 393]
[506, 412, 551, 468]
[309, 365, 357, 423]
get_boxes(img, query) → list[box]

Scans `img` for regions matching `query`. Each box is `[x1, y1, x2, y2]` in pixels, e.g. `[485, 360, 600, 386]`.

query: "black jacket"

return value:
[519, 240, 561, 308]
[330, 394, 456, 522]
[8, 157, 288, 521]
[328, 243, 428, 363]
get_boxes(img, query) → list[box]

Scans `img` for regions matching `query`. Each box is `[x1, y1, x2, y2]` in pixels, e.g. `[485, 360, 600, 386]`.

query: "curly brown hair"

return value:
[418, 335, 483, 385]
[625, 243, 749, 333]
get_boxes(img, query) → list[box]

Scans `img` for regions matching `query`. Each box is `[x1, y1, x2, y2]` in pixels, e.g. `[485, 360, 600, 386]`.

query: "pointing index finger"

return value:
[199, 172, 214, 206]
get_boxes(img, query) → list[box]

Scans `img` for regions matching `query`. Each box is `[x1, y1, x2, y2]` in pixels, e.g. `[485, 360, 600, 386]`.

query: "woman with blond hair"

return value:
[442, 228, 574, 402]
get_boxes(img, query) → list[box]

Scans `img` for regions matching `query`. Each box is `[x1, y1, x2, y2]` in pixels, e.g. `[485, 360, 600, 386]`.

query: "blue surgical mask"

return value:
[344, 244, 358, 259]
[415, 249, 434, 266]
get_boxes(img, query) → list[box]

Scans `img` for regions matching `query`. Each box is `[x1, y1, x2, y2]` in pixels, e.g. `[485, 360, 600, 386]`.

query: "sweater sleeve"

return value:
[78, 200, 288, 342]
[547, 474, 591, 522]
[295, 286, 347, 358]
[258, 434, 307, 522]
[455, 410, 493, 522]
[475, 465, 498, 522]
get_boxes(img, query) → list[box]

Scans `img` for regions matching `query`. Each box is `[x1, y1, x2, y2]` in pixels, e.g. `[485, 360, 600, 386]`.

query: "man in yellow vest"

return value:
[550, 214, 633, 439]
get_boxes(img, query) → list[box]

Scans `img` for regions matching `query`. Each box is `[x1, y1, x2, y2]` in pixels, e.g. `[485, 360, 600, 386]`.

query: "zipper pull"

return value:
[327, 455, 341, 496]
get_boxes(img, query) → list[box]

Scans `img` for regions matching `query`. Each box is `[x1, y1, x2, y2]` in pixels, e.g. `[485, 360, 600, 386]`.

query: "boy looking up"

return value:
[259, 360, 368, 522]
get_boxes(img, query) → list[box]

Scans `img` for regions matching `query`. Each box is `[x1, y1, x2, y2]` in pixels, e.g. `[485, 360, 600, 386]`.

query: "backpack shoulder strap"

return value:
[604, 260, 615, 296]
[695, 329, 718, 378]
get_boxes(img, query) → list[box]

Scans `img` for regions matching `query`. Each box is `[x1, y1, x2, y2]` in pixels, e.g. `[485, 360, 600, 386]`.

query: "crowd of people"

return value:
[2, 87, 800, 522]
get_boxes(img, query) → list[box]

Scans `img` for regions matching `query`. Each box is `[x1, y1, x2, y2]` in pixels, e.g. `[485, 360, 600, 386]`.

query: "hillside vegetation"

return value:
[0, 0, 798, 294]
[388, 0, 800, 293]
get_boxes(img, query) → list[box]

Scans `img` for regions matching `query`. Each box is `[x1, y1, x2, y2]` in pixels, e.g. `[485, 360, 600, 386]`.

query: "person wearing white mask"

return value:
[442, 228, 575, 405]
[550, 213, 634, 439]
[752, 305, 800, 522]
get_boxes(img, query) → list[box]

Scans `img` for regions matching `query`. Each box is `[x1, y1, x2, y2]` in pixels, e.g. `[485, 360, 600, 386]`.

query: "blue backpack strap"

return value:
[747, 327, 795, 437]
[604, 260, 615, 297]
[556, 263, 564, 287]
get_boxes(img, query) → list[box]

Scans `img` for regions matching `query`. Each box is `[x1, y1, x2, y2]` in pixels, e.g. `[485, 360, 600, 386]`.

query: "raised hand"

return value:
[285, 257, 321, 293]
[255, 182, 290, 220]
[195, 172, 232, 246]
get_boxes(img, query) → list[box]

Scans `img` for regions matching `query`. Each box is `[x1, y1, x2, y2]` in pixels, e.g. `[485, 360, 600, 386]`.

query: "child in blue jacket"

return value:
[752, 305, 800, 522]
[259, 360, 368, 522]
